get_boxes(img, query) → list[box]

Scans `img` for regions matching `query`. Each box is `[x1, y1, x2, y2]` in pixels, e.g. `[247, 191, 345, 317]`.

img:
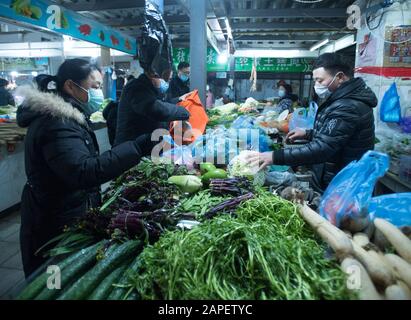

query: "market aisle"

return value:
[0, 210, 24, 300]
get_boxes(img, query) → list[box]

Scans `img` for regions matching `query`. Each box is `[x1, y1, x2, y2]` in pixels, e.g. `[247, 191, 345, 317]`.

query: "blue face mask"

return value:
[179, 74, 189, 82]
[72, 81, 104, 116]
[87, 88, 105, 113]
[158, 79, 169, 94]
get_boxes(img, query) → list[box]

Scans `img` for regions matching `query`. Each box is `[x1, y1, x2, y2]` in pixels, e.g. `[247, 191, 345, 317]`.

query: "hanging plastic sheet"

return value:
[138, 1, 173, 76]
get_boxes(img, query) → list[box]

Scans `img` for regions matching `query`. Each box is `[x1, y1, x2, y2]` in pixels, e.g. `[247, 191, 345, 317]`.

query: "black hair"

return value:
[313, 53, 354, 78]
[279, 83, 293, 95]
[40, 58, 93, 94]
[177, 62, 190, 70]
[0, 78, 9, 87]
[127, 75, 135, 82]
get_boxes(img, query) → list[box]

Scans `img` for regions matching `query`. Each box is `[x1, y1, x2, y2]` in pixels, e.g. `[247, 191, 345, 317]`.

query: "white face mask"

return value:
[314, 73, 341, 99]
[278, 89, 286, 98]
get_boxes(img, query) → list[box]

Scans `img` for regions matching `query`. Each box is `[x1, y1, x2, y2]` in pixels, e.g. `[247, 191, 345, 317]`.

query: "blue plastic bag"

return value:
[320, 151, 390, 227]
[380, 82, 401, 123]
[231, 115, 255, 129]
[368, 193, 411, 227]
[289, 102, 317, 131]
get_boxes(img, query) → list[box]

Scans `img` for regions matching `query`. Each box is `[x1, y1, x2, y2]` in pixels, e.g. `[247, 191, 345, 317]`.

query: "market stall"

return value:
[13, 100, 411, 300]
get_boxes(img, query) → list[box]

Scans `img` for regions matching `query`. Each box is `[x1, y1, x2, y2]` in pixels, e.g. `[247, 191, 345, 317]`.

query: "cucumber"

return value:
[57, 241, 141, 300]
[88, 263, 129, 300]
[35, 241, 106, 300]
[107, 255, 141, 300]
[18, 241, 104, 300]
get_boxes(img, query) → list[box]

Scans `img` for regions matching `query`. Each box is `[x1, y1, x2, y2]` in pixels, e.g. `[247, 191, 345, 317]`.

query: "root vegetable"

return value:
[341, 257, 382, 300]
[385, 283, 411, 300]
[299, 204, 353, 259]
[383, 253, 411, 289]
[351, 241, 394, 288]
[374, 218, 411, 264]
[353, 233, 370, 248]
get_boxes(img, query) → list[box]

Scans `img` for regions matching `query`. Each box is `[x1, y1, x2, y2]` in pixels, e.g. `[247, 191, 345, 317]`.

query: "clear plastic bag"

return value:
[289, 103, 317, 131]
[380, 82, 402, 123]
[368, 193, 411, 227]
[319, 151, 390, 227]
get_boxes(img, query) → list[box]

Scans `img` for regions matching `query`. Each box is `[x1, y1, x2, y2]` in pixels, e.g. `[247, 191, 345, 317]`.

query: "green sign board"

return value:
[173, 48, 314, 73]
[172, 47, 228, 72]
[235, 57, 314, 73]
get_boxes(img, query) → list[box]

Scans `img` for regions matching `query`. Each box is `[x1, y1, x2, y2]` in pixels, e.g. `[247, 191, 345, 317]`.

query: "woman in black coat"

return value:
[16, 59, 152, 277]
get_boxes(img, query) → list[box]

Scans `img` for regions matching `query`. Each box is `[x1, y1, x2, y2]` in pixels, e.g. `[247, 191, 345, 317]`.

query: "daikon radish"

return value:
[353, 233, 370, 248]
[299, 204, 353, 259]
[352, 241, 394, 288]
[341, 257, 382, 300]
[374, 218, 411, 264]
[385, 283, 411, 300]
[383, 253, 411, 289]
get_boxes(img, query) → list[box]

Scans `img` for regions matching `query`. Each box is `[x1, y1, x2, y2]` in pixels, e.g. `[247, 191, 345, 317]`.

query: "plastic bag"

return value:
[288, 103, 317, 131]
[172, 90, 208, 145]
[368, 193, 411, 227]
[380, 82, 401, 123]
[231, 115, 255, 129]
[161, 145, 194, 169]
[320, 151, 390, 227]
[138, 1, 172, 76]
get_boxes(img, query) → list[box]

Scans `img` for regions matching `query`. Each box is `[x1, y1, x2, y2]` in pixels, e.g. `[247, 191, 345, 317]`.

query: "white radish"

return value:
[383, 253, 411, 289]
[385, 283, 411, 300]
[341, 257, 382, 300]
[352, 241, 395, 288]
[299, 204, 353, 259]
[374, 218, 411, 264]
[353, 233, 370, 248]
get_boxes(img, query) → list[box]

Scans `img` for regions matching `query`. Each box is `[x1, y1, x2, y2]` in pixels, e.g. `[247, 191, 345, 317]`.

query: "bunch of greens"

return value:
[131, 191, 354, 300]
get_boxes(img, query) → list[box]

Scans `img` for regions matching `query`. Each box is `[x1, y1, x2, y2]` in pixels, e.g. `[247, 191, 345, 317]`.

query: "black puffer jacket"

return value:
[16, 86, 151, 277]
[273, 78, 378, 190]
[115, 74, 190, 146]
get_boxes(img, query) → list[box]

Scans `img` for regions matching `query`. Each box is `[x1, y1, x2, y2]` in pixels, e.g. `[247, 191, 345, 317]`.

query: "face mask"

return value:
[278, 89, 286, 98]
[314, 73, 341, 99]
[87, 88, 105, 113]
[157, 79, 169, 94]
[72, 81, 104, 116]
[179, 74, 189, 82]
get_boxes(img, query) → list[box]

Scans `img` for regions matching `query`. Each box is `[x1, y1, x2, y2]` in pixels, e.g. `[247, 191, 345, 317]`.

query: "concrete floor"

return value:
[0, 210, 24, 300]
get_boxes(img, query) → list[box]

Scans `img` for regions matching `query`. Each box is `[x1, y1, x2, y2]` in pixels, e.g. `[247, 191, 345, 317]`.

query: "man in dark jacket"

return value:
[248, 53, 377, 191]
[102, 100, 118, 147]
[114, 71, 190, 146]
[166, 62, 190, 102]
[0, 78, 15, 106]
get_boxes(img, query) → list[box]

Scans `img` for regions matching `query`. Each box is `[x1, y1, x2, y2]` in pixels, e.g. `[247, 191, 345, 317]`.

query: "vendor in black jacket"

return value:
[0, 78, 15, 106]
[166, 62, 190, 102]
[247, 53, 377, 191]
[114, 70, 190, 146]
[16, 59, 152, 277]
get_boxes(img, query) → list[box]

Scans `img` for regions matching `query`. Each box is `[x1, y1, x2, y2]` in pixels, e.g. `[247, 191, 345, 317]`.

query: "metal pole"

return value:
[189, 0, 207, 105]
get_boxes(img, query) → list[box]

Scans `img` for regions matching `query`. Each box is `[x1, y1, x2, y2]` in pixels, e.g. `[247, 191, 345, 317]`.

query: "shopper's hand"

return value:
[286, 128, 306, 143]
[135, 133, 156, 157]
[245, 151, 274, 172]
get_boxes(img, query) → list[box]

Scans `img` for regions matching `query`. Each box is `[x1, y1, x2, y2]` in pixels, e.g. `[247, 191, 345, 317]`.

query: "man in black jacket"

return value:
[248, 53, 378, 191]
[114, 71, 190, 146]
[167, 62, 190, 101]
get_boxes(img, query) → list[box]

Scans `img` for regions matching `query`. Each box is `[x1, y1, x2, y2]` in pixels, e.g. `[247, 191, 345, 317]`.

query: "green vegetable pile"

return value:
[130, 191, 355, 300]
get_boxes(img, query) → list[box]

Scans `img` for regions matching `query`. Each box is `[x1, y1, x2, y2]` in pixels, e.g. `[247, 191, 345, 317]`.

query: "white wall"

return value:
[355, 1, 411, 131]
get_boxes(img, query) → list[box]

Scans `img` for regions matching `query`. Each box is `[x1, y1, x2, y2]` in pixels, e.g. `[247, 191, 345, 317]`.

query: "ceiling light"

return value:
[310, 39, 330, 52]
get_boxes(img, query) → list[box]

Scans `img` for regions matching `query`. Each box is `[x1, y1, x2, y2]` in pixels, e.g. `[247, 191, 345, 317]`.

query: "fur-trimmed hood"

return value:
[16, 86, 86, 128]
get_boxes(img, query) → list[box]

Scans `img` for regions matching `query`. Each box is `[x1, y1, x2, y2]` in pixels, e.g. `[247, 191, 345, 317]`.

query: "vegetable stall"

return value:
[16, 101, 411, 300]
